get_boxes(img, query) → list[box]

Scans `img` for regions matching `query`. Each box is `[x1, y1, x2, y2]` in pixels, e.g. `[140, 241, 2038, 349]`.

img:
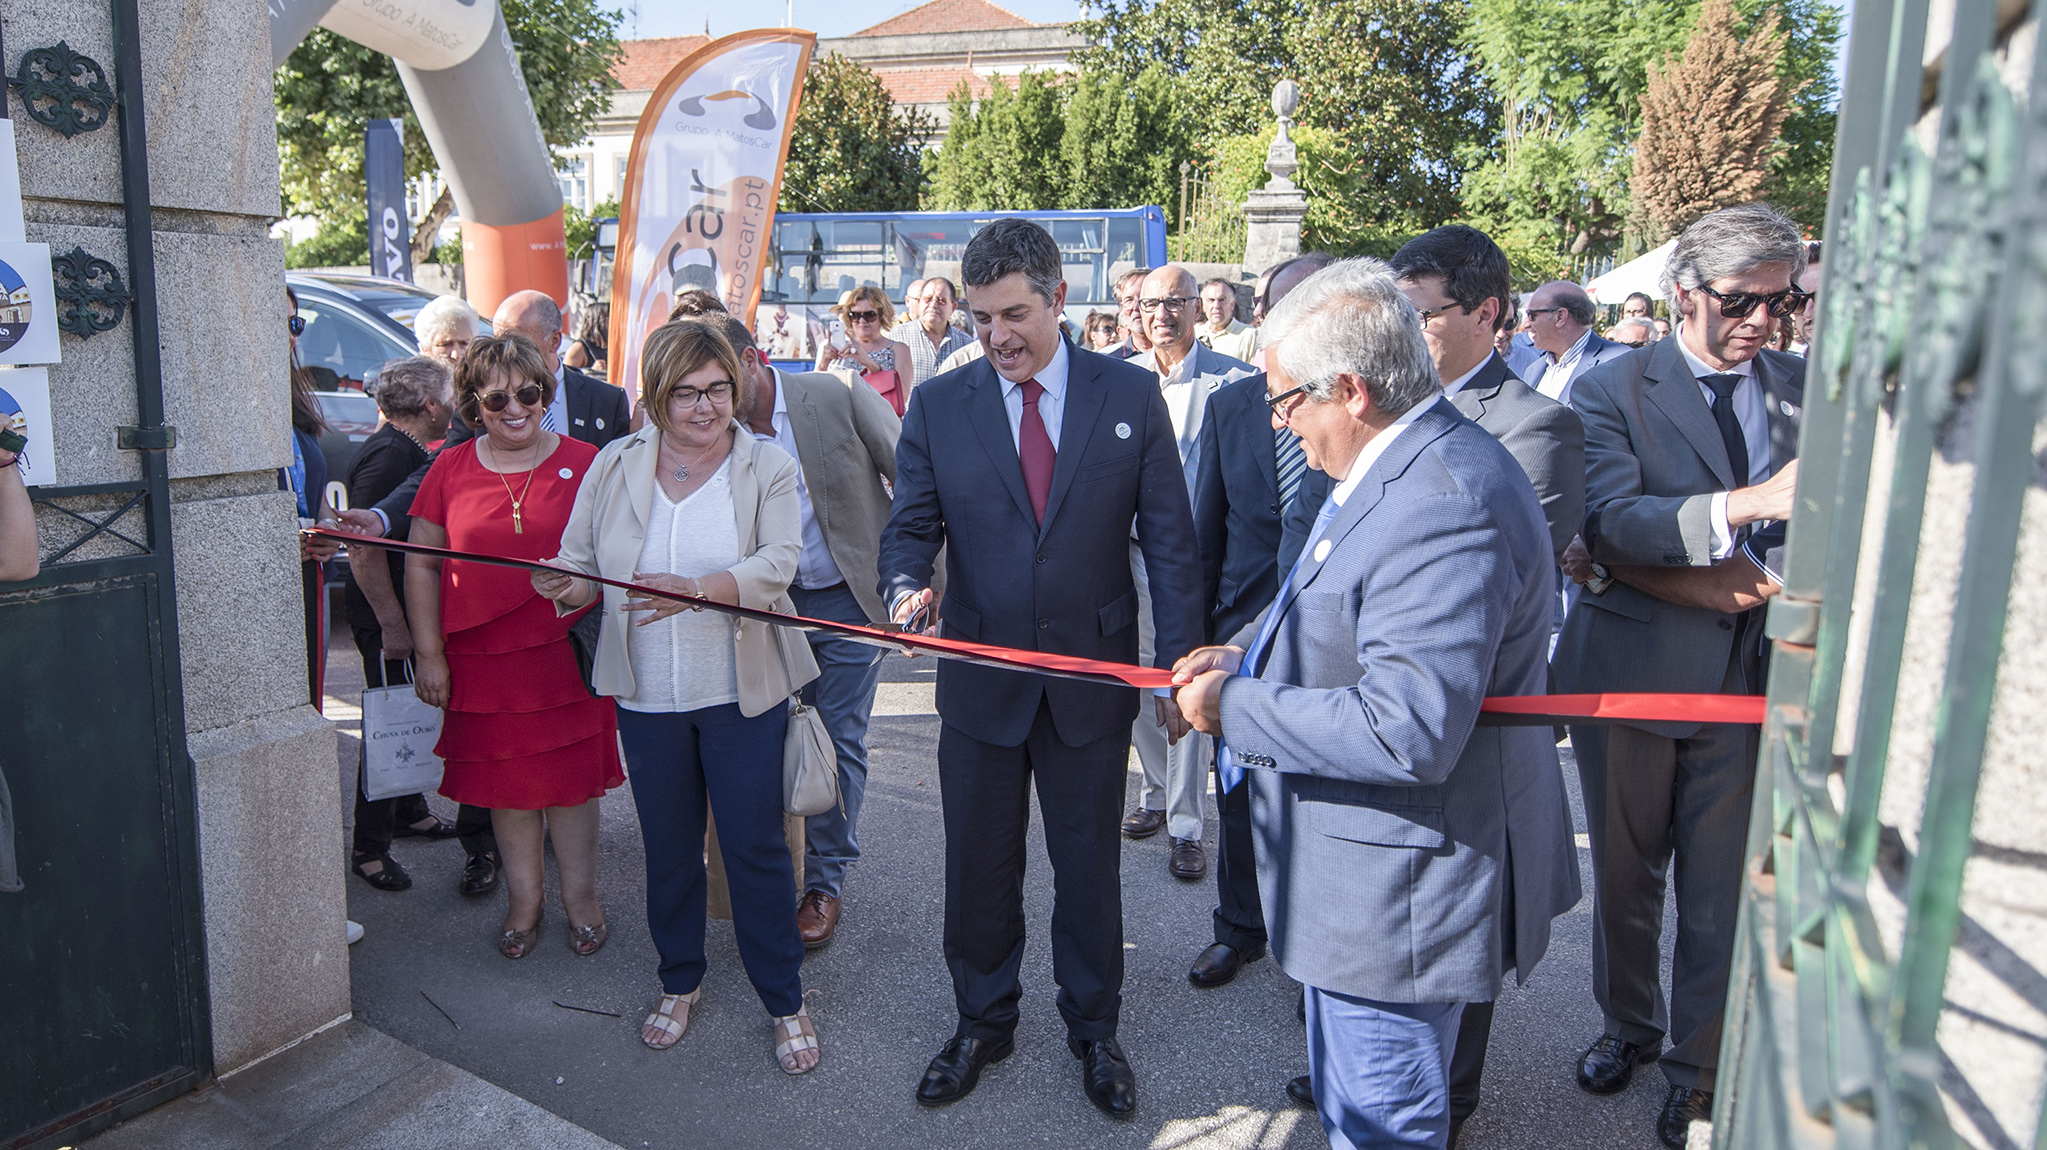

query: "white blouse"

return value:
[619, 459, 742, 714]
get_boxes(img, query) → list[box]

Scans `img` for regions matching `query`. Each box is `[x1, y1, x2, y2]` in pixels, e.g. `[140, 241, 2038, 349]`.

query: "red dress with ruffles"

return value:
[409, 436, 622, 810]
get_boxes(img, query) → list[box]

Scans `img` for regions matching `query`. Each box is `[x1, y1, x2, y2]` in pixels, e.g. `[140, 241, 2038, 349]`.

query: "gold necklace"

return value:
[485, 437, 543, 534]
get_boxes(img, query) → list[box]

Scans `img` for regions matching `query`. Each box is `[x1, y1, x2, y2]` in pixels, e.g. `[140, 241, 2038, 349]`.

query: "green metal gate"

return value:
[0, 3, 213, 1147]
[1719, 0, 2047, 1144]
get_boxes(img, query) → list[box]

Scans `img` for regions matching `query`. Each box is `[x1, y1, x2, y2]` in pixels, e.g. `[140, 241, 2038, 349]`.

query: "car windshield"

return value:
[294, 299, 412, 390]
[363, 295, 431, 330]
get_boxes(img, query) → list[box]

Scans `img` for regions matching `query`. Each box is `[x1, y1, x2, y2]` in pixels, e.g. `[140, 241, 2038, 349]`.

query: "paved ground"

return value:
[324, 628, 1690, 1150]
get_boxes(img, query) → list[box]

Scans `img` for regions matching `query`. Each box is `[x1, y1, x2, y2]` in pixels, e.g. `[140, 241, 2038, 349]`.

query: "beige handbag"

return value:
[782, 697, 839, 816]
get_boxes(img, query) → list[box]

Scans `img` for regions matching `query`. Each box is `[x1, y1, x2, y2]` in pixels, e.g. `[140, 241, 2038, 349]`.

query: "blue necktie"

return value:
[1275, 428, 1307, 509]
[1217, 496, 1340, 792]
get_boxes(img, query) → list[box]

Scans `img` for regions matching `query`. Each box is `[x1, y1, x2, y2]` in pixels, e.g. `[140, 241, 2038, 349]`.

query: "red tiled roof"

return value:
[612, 36, 712, 91]
[853, 0, 1040, 37]
[874, 67, 1019, 104]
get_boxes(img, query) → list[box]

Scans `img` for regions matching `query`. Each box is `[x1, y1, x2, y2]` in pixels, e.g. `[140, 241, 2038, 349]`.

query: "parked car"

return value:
[287, 272, 435, 393]
[312, 390, 381, 511]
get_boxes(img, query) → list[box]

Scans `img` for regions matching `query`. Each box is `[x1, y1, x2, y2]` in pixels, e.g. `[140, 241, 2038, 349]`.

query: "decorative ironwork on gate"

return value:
[1717, 0, 2047, 1145]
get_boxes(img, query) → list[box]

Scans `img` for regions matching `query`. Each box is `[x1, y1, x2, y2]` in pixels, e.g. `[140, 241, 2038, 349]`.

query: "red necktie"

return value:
[1018, 378, 1056, 525]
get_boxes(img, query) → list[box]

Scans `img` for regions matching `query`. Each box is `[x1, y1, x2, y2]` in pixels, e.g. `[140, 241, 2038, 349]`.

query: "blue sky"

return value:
[622, 0, 1089, 40]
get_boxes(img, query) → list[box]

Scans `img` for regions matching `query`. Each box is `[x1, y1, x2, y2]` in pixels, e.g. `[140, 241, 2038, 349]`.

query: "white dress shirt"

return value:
[997, 338, 1070, 451]
[1535, 329, 1593, 405]
[754, 367, 846, 590]
[1672, 329, 1773, 558]
[545, 362, 570, 435]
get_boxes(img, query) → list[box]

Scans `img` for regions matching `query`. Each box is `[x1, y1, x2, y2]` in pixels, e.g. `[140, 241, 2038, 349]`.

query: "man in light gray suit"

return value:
[1122, 264, 1255, 880]
[1174, 260, 1580, 1149]
[715, 313, 911, 950]
[1551, 204, 1806, 1149]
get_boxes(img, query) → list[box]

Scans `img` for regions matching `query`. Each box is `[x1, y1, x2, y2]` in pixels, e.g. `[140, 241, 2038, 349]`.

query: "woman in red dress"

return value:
[405, 333, 622, 959]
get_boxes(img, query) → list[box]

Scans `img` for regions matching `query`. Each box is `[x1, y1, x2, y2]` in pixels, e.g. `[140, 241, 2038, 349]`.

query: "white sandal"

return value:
[773, 1005, 820, 1075]
[642, 987, 701, 1050]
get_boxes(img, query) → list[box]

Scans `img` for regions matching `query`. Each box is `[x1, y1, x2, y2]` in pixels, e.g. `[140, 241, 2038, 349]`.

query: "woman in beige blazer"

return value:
[534, 319, 822, 1073]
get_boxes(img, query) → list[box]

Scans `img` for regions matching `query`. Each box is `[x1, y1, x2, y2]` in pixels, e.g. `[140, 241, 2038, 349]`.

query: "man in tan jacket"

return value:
[710, 313, 906, 948]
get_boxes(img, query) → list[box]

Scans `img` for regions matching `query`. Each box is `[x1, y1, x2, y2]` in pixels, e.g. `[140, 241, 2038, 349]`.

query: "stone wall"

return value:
[10, 0, 347, 1073]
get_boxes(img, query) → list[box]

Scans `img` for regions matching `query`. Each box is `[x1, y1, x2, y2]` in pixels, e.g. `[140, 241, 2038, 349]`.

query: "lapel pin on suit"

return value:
[1115, 422, 1132, 439]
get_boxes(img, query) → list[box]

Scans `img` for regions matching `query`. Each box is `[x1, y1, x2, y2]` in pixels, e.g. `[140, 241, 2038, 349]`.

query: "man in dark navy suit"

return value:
[879, 219, 1204, 1119]
[1183, 252, 1335, 993]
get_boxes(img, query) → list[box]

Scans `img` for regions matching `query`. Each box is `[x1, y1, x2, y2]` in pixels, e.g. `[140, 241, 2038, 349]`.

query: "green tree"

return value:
[273, 0, 623, 252]
[779, 53, 934, 213]
[1074, 0, 1489, 253]
[1056, 67, 1192, 213]
[1459, 0, 1839, 264]
[924, 71, 1069, 210]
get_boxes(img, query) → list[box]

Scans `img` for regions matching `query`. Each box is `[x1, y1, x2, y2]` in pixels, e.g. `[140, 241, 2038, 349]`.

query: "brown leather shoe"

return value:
[797, 889, 840, 949]
[1169, 837, 1207, 880]
[1121, 808, 1167, 839]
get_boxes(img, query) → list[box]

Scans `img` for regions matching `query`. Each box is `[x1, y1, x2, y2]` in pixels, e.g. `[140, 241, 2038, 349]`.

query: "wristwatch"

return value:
[1584, 563, 1614, 596]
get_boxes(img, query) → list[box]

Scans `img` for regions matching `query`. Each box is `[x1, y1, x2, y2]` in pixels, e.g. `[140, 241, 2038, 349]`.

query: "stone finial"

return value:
[1272, 80, 1299, 122]
[1266, 80, 1300, 190]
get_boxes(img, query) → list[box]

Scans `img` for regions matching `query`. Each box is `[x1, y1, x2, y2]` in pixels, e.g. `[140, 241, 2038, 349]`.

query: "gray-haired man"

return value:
[1552, 202, 1806, 1149]
[1173, 258, 1578, 1148]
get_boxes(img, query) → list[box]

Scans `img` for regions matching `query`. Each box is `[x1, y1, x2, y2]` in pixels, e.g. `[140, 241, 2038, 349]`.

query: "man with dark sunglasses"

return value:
[1552, 202, 1806, 1149]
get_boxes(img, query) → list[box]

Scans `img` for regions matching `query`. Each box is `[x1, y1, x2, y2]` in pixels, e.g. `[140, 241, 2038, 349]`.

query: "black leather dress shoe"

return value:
[1575, 1033, 1658, 1095]
[915, 1036, 1012, 1107]
[1168, 837, 1207, 880]
[1286, 1074, 1314, 1108]
[1188, 942, 1264, 988]
[1657, 1085, 1712, 1148]
[459, 851, 501, 898]
[1069, 1036, 1137, 1117]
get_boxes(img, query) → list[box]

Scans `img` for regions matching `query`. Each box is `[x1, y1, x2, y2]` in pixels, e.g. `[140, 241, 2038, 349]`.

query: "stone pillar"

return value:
[14, 0, 346, 1073]
[1242, 80, 1309, 277]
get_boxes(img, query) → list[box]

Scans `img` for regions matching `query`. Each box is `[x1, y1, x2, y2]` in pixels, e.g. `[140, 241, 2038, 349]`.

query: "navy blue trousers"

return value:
[617, 704, 802, 1017]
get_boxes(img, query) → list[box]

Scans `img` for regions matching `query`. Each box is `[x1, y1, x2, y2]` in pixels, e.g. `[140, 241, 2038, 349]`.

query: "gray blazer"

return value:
[1221, 400, 1580, 1004]
[774, 367, 910, 624]
[1449, 353, 1585, 562]
[1551, 338, 1803, 737]
[1133, 340, 1255, 493]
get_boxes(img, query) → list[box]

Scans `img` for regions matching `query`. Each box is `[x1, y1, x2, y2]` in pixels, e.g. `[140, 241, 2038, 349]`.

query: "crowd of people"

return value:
[315, 199, 1811, 1150]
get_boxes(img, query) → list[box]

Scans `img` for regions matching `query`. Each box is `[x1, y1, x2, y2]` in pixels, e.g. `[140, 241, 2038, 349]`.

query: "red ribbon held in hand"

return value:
[306, 527, 1765, 727]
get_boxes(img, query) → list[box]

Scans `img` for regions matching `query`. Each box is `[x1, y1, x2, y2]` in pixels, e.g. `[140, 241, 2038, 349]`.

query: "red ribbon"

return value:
[308, 527, 1765, 726]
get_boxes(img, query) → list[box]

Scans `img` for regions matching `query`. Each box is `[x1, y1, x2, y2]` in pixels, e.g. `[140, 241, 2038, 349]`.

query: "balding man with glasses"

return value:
[1122, 265, 1254, 882]
[1551, 203, 1807, 1149]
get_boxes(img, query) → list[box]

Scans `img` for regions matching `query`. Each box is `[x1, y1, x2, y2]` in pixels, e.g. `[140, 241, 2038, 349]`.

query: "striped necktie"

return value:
[1275, 428, 1307, 509]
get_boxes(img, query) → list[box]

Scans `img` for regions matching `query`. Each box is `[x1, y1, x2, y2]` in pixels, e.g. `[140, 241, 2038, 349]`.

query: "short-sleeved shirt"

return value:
[409, 435, 597, 635]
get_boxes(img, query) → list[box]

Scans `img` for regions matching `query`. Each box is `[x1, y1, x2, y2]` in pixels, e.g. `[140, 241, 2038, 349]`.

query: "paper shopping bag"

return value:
[361, 684, 445, 801]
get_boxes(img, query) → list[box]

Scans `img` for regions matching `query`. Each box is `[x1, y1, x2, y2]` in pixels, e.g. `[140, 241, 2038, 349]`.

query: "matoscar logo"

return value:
[611, 31, 814, 404]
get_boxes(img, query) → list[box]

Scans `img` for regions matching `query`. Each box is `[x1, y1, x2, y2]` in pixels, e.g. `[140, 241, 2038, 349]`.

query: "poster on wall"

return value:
[0, 243, 58, 367]
[0, 120, 23, 243]
[610, 30, 814, 406]
[0, 367, 55, 486]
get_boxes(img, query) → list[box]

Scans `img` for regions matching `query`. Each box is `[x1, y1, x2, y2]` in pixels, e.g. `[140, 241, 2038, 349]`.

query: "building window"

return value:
[558, 155, 590, 212]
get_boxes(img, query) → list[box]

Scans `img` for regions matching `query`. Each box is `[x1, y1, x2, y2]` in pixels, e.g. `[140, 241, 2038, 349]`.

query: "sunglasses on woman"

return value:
[845, 309, 880, 323]
[477, 383, 545, 412]
[288, 315, 305, 337]
[1699, 284, 1813, 320]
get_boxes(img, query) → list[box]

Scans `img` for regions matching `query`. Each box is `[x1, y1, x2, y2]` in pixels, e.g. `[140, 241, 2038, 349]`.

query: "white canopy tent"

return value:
[1587, 240, 1677, 304]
